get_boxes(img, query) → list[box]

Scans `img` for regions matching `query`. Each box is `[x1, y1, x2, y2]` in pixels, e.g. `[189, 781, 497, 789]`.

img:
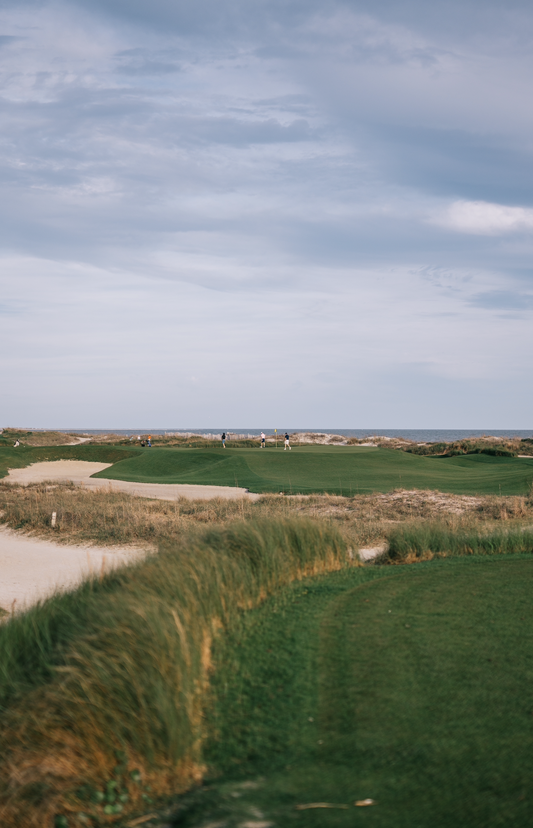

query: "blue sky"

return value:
[1, 0, 532, 428]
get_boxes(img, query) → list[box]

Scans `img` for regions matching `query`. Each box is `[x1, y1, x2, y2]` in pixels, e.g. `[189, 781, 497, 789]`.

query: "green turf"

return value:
[0, 444, 137, 481]
[169, 556, 533, 828]
[94, 445, 533, 495]
[1, 443, 532, 495]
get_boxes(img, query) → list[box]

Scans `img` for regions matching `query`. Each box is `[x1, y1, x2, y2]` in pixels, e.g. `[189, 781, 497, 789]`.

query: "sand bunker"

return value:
[6, 460, 113, 482]
[0, 526, 147, 612]
[1, 461, 260, 611]
[5, 460, 261, 501]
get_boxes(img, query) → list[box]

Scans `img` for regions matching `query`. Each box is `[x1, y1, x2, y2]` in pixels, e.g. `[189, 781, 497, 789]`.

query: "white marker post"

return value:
[51, 512, 57, 528]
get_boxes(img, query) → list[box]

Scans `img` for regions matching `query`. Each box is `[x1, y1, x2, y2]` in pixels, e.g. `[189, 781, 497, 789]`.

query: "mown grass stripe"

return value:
[185, 556, 533, 828]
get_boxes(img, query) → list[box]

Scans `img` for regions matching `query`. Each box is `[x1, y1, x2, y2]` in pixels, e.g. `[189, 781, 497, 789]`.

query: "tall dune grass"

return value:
[0, 518, 348, 827]
[384, 520, 533, 563]
[2, 482, 532, 557]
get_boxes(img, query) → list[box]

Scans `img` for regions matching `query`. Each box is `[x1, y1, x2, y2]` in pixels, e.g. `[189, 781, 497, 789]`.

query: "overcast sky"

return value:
[1, 0, 532, 429]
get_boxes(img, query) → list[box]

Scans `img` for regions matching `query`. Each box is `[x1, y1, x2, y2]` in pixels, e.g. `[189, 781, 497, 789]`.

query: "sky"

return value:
[1, 0, 532, 429]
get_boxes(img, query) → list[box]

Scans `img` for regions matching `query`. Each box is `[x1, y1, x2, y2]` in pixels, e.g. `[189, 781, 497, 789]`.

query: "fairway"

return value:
[92, 445, 533, 495]
[181, 556, 533, 827]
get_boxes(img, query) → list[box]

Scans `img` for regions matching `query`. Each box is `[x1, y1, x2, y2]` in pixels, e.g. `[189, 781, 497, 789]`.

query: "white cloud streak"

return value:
[438, 200, 533, 235]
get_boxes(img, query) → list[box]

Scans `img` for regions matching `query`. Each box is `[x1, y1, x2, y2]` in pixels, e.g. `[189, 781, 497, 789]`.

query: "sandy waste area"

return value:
[1, 460, 261, 612]
[0, 527, 148, 613]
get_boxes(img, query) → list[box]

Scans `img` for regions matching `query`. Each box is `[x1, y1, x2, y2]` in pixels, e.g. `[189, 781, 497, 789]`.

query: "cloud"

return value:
[437, 201, 533, 235]
[0, 0, 533, 425]
[115, 60, 181, 75]
[0, 35, 22, 47]
[468, 289, 533, 310]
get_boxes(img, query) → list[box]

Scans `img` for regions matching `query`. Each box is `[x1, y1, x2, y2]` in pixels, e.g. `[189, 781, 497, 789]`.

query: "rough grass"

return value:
[88, 434, 263, 448]
[406, 436, 533, 457]
[384, 519, 533, 563]
[1, 482, 533, 555]
[0, 430, 86, 448]
[0, 518, 349, 828]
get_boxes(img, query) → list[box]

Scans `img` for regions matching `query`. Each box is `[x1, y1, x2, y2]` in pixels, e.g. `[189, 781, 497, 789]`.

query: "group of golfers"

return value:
[221, 431, 291, 450]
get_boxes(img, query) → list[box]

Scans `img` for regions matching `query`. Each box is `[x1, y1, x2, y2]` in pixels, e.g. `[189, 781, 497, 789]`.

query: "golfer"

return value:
[260, 431, 266, 448]
[222, 432, 226, 448]
[284, 432, 291, 450]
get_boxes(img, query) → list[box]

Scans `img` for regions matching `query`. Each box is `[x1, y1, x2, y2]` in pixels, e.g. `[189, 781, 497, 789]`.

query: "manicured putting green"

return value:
[180, 556, 533, 827]
[94, 445, 533, 495]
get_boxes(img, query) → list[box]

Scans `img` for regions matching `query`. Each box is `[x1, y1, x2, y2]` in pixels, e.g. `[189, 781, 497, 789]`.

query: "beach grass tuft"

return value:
[0, 517, 348, 827]
[384, 520, 533, 563]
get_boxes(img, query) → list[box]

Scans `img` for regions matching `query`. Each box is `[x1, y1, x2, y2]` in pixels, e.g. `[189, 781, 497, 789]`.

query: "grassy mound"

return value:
[0, 518, 348, 827]
[94, 445, 533, 496]
[0, 430, 83, 448]
[407, 436, 533, 457]
[173, 556, 533, 828]
[0, 445, 137, 480]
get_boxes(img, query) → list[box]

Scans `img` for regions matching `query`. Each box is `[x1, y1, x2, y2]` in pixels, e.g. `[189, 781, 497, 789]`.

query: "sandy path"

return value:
[0, 526, 147, 612]
[4, 460, 261, 501]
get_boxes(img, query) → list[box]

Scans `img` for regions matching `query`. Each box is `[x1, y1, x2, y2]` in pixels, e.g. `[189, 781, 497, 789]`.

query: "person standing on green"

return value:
[222, 432, 226, 448]
[284, 432, 291, 450]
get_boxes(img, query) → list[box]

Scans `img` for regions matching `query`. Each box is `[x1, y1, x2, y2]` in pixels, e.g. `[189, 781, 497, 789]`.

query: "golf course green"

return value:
[94, 445, 533, 495]
[1, 443, 532, 495]
[178, 555, 533, 827]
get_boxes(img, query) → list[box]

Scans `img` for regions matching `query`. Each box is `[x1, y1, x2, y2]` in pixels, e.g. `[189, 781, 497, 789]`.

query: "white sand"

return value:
[357, 542, 388, 562]
[6, 460, 113, 482]
[1, 460, 259, 611]
[5, 460, 261, 501]
[0, 525, 147, 613]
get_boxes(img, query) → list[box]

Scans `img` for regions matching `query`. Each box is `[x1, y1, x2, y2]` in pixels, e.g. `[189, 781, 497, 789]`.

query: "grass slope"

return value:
[95, 445, 533, 495]
[0, 519, 347, 827]
[0, 445, 137, 480]
[175, 556, 533, 828]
